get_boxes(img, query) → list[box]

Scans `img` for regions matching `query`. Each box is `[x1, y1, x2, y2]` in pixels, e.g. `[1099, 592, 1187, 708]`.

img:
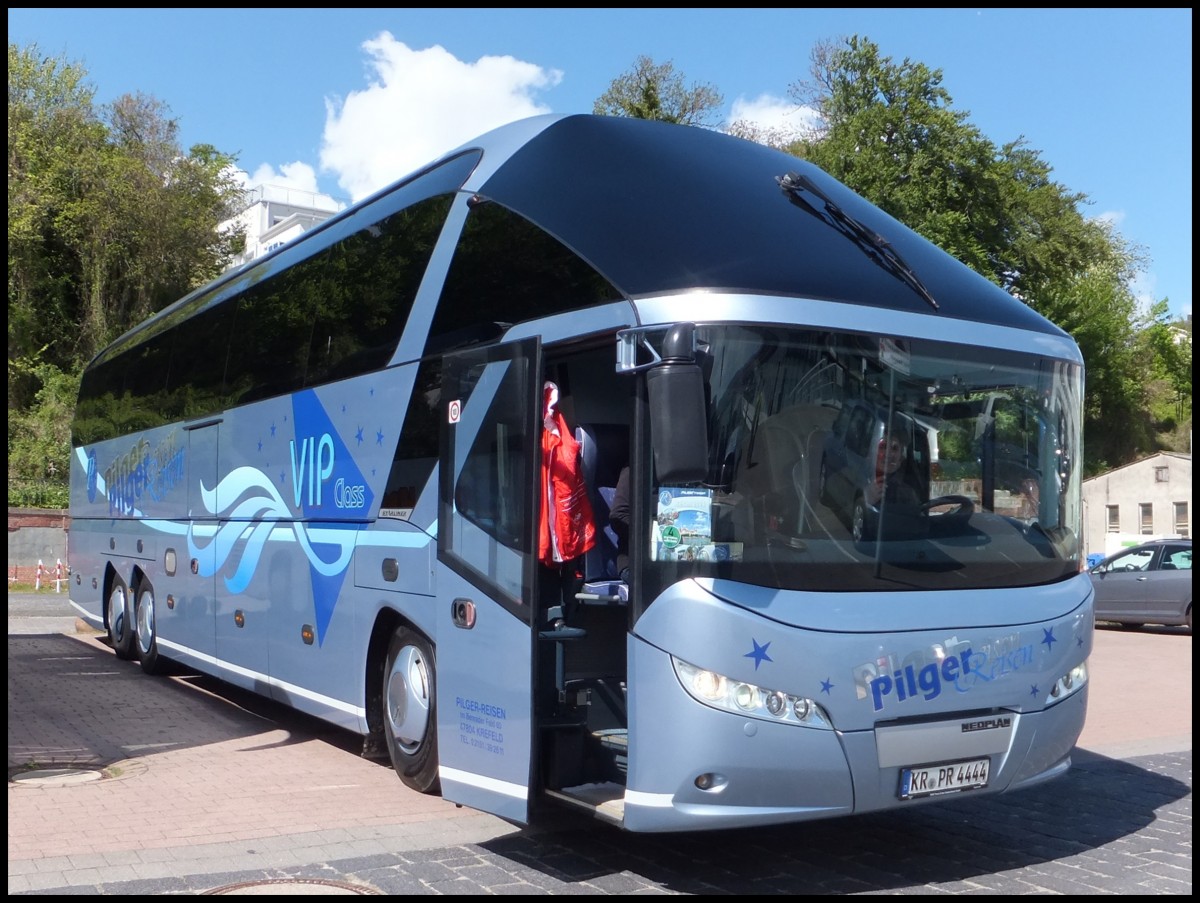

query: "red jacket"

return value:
[538, 382, 596, 565]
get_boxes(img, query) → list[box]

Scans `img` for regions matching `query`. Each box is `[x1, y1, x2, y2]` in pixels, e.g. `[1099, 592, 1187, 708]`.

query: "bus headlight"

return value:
[1044, 660, 1088, 706]
[672, 656, 833, 729]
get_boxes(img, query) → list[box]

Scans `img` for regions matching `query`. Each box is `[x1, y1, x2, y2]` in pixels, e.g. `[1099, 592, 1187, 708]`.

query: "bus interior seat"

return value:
[574, 423, 629, 604]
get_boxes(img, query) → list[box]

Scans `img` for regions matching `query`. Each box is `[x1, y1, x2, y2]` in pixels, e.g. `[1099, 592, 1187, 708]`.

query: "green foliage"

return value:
[780, 35, 1190, 475]
[594, 56, 725, 127]
[7, 361, 77, 503]
[8, 42, 246, 505]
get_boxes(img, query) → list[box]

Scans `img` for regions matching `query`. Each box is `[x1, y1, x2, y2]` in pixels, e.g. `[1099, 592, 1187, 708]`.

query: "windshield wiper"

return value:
[777, 171, 939, 311]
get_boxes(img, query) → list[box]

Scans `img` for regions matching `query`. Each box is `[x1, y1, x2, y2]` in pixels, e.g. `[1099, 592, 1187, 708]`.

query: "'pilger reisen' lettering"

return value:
[455, 696, 507, 720]
[869, 649, 973, 712]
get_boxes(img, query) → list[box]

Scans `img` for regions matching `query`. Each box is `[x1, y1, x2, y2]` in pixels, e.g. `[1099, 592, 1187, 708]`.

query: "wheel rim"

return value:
[386, 644, 431, 755]
[852, 503, 866, 542]
[136, 588, 155, 657]
[109, 585, 128, 644]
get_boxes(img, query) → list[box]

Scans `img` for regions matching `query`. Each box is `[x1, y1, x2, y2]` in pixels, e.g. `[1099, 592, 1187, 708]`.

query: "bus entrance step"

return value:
[593, 728, 627, 751]
[547, 781, 626, 826]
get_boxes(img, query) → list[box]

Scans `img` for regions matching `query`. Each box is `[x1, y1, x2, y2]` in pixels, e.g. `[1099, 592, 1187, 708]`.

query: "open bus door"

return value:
[435, 337, 542, 825]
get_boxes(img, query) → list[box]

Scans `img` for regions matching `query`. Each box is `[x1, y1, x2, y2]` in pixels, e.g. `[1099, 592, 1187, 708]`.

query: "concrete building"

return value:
[222, 183, 346, 270]
[1083, 451, 1192, 560]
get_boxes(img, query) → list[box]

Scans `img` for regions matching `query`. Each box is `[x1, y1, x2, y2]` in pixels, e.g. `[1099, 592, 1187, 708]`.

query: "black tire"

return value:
[383, 626, 440, 793]
[107, 576, 136, 661]
[134, 581, 167, 675]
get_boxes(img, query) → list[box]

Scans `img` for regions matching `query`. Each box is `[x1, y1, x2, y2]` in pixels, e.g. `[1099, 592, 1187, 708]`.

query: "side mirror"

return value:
[646, 324, 709, 484]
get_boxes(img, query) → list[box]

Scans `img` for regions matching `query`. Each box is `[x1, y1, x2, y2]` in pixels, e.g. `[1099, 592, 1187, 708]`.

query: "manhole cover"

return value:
[10, 767, 106, 787]
[203, 879, 380, 895]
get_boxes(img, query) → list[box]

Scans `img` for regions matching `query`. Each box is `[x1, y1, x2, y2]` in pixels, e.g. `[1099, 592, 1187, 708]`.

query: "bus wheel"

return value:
[383, 627, 440, 793]
[107, 577, 136, 661]
[135, 581, 166, 675]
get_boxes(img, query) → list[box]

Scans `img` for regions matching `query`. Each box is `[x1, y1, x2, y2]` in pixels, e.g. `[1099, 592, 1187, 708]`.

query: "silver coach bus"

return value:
[69, 114, 1089, 832]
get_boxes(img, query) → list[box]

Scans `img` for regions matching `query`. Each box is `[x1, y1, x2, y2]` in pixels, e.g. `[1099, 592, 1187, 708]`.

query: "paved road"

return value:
[7, 594, 1192, 895]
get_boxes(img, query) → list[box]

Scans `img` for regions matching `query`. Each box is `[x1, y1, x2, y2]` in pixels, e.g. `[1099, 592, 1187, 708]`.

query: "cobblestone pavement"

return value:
[8, 624, 1192, 895]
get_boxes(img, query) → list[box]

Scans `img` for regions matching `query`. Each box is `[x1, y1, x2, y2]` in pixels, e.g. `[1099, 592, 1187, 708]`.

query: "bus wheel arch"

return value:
[382, 623, 440, 793]
[132, 574, 167, 675]
[105, 568, 136, 661]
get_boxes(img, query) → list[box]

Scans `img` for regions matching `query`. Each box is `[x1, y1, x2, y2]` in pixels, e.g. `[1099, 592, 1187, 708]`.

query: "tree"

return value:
[8, 42, 246, 504]
[782, 36, 1183, 473]
[594, 56, 725, 127]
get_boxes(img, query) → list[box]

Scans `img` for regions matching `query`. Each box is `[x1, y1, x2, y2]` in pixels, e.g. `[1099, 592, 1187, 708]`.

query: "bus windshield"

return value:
[646, 325, 1083, 593]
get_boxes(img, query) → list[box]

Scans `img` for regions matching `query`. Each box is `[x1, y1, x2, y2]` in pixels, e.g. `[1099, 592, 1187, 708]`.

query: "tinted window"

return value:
[425, 202, 620, 357]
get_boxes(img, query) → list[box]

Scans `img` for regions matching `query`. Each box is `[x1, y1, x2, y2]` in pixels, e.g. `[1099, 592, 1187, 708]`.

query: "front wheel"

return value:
[107, 577, 136, 661]
[383, 626, 440, 793]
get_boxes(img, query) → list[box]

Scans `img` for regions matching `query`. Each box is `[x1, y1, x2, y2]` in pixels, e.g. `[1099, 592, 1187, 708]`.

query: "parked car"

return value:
[1089, 539, 1192, 631]
[819, 400, 934, 541]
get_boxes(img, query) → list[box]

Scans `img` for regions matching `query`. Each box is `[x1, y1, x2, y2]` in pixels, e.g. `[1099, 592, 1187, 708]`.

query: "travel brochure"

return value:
[652, 486, 743, 563]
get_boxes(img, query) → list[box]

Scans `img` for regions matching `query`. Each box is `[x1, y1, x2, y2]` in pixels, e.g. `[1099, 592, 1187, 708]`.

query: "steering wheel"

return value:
[920, 495, 975, 519]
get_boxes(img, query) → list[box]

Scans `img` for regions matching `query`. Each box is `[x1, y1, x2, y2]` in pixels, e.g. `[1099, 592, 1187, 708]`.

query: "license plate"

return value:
[899, 757, 989, 799]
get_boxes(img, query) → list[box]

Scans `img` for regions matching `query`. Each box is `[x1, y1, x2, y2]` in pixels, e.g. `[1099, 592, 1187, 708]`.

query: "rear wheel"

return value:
[135, 581, 167, 675]
[383, 626, 440, 793]
[107, 577, 136, 661]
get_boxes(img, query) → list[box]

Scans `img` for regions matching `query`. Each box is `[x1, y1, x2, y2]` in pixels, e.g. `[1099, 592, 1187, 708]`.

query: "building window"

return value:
[1139, 503, 1154, 535]
[1106, 505, 1120, 533]
[1175, 502, 1190, 537]
[1155, 466, 1169, 482]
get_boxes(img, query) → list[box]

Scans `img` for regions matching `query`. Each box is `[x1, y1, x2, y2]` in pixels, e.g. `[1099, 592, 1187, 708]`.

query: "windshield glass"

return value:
[646, 325, 1082, 593]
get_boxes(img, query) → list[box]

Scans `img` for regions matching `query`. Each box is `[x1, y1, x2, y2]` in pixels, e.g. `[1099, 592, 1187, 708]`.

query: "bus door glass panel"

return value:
[181, 421, 219, 659]
[436, 337, 540, 824]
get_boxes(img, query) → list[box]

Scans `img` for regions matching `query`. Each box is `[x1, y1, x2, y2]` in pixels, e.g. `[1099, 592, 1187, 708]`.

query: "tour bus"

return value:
[68, 113, 1090, 833]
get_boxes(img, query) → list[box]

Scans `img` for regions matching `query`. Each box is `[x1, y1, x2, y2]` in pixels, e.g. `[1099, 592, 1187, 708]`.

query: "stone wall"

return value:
[7, 508, 70, 584]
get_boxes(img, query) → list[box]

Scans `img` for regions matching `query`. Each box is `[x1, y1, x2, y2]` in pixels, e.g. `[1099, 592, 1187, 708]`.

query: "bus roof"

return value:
[470, 114, 1066, 338]
[96, 113, 1069, 367]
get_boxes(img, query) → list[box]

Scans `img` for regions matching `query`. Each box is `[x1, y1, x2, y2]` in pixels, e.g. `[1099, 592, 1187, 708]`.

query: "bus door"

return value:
[179, 419, 220, 663]
[435, 337, 542, 824]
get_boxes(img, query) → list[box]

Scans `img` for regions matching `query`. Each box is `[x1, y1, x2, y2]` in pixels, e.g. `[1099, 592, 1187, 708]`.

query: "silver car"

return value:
[1089, 539, 1192, 631]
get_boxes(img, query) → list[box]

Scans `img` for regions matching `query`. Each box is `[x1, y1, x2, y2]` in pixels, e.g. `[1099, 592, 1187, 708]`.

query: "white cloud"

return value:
[244, 161, 322, 195]
[728, 93, 821, 143]
[318, 32, 563, 203]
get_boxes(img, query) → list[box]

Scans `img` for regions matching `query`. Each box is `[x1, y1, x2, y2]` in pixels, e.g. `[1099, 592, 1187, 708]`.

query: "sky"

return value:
[8, 8, 1192, 322]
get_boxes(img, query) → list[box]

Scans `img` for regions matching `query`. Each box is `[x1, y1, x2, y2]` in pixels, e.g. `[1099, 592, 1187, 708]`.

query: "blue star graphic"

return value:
[1076, 635, 1084, 647]
[355, 427, 364, 445]
[376, 428, 385, 446]
[1042, 627, 1057, 651]
[270, 423, 277, 437]
[1029, 684, 1039, 697]
[744, 639, 772, 670]
[257, 439, 263, 452]
[820, 678, 834, 695]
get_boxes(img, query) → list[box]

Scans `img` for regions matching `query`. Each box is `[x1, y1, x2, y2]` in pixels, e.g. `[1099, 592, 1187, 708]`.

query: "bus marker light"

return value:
[301, 624, 315, 645]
